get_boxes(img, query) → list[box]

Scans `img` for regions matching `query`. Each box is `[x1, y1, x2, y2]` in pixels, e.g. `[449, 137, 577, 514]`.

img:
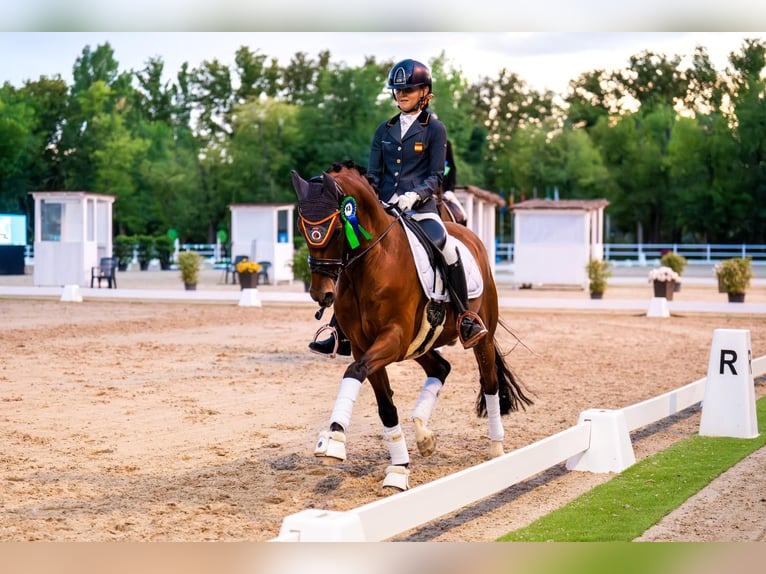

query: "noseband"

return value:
[298, 184, 400, 280]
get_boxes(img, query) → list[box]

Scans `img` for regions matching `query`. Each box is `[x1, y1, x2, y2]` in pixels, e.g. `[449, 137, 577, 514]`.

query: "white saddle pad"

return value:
[402, 221, 484, 302]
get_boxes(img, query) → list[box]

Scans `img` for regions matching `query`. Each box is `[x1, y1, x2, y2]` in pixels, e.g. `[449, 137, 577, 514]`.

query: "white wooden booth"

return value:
[30, 191, 115, 287]
[511, 198, 609, 288]
[453, 185, 505, 275]
[229, 203, 295, 284]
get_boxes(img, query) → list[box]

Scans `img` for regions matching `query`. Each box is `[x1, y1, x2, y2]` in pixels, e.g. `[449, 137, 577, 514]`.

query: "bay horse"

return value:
[291, 161, 532, 491]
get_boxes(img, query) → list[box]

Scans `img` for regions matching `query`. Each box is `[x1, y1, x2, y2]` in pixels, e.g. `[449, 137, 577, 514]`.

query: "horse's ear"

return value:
[291, 170, 309, 202]
[322, 172, 342, 199]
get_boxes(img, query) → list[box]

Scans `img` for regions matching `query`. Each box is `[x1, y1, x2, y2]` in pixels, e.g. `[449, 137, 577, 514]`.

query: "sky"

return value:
[2, 32, 763, 98]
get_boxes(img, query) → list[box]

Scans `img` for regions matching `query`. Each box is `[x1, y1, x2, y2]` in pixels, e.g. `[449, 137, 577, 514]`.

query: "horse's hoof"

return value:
[314, 430, 346, 461]
[489, 440, 504, 458]
[413, 417, 436, 457]
[382, 465, 410, 492]
[416, 434, 437, 457]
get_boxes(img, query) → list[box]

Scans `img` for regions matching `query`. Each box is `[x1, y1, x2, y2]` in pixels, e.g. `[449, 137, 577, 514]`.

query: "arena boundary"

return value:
[271, 332, 765, 542]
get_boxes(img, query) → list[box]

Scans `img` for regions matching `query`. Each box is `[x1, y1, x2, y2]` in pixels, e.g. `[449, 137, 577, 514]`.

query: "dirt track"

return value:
[1, 270, 765, 541]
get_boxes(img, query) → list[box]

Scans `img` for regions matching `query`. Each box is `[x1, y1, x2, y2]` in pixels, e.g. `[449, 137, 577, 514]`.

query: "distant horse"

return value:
[291, 161, 532, 491]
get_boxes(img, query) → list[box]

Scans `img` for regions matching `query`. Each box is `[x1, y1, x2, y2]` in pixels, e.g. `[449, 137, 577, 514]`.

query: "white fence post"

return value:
[565, 409, 635, 473]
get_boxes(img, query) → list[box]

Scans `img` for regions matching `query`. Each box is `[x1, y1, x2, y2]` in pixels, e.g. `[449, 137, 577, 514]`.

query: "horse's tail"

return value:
[476, 342, 534, 417]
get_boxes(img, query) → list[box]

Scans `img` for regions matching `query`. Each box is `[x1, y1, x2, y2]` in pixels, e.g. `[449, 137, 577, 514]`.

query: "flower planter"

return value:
[727, 292, 745, 303]
[590, 291, 604, 299]
[652, 280, 675, 301]
[184, 283, 196, 291]
[239, 272, 255, 290]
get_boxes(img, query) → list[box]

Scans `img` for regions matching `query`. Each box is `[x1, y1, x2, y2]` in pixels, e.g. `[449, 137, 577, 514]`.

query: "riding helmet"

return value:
[387, 59, 432, 91]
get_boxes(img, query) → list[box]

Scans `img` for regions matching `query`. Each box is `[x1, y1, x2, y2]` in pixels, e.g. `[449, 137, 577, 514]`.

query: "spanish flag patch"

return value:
[414, 142, 424, 153]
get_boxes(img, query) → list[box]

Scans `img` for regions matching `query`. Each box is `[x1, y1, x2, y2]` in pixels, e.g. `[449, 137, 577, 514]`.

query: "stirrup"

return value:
[309, 324, 352, 358]
[457, 310, 488, 349]
[309, 323, 341, 358]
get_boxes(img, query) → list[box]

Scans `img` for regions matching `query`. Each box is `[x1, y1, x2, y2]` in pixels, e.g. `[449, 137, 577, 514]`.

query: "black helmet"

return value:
[387, 59, 432, 91]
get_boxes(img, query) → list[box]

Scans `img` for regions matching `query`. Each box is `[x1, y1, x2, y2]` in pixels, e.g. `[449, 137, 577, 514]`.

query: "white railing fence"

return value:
[271, 335, 764, 542]
[494, 243, 766, 265]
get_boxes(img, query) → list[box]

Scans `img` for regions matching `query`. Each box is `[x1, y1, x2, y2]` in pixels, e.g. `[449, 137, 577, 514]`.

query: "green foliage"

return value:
[586, 259, 611, 294]
[112, 234, 135, 269]
[716, 257, 754, 294]
[659, 251, 687, 275]
[176, 250, 201, 285]
[154, 235, 175, 269]
[500, 397, 766, 542]
[4, 38, 766, 246]
[291, 243, 311, 284]
[135, 234, 156, 268]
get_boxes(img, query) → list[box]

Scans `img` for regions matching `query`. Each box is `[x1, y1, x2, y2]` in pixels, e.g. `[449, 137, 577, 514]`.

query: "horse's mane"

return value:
[328, 160, 366, 175]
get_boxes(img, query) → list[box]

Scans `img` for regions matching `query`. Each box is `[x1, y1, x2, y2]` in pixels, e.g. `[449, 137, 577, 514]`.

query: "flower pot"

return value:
[184, 283, 196, 291]
[727, 292, 745, 303]
[239, 272, 255, 290]
[590, 291, 603, 299]
[652, 280, 674, 301]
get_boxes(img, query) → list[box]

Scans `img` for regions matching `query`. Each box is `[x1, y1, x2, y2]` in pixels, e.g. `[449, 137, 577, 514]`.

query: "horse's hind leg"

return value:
[368, 369, 411, 491]
[472, 337, 505, 458]
[412, 350, 451, 457]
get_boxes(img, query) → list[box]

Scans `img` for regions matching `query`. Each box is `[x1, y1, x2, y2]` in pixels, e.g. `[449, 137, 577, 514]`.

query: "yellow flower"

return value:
[236, 260, 262, 274]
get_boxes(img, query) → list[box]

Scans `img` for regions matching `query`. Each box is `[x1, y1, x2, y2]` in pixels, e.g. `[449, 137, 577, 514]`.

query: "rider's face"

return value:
[394, 86, 426, 113]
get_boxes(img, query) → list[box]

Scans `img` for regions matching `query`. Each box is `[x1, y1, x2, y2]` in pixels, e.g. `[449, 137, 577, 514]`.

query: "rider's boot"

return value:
[309, 313, 352, 357]
[446, 255, 488, 349]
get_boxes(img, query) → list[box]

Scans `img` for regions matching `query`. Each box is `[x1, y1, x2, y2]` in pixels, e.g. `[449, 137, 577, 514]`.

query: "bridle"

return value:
[298, 186, 402, 281]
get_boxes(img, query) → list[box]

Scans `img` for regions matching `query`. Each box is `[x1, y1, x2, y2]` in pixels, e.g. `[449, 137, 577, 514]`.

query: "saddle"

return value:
[397, 213, 484, 359]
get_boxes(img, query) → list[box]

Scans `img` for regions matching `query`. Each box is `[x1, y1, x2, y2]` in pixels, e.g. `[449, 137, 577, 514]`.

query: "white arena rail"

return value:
[272, 334, 765, 542]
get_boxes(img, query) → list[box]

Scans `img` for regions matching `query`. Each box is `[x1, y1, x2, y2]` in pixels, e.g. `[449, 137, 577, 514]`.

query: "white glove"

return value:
[396, 191, 420, 211]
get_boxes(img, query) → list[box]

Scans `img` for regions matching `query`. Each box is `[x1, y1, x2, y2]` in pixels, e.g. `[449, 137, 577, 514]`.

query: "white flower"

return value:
[648, 266, 680, 282]
[714, 262, 723, 275]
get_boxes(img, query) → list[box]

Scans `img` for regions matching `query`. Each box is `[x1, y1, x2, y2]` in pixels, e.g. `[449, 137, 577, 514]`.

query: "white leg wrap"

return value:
[485, 393, 504, 442]
[383, 424, 410, 466]
[329, 377, 362, 430]
[411, 377, 443, 425]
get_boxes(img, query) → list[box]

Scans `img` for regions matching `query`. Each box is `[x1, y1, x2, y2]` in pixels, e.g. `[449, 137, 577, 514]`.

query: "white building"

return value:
[228, 203, 295, 284]
[30, 191, 115, 287]
[511, 198, 609, 288]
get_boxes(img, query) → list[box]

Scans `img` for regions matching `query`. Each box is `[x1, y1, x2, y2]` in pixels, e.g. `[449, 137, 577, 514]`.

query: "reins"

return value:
[342, 207, 401, 271]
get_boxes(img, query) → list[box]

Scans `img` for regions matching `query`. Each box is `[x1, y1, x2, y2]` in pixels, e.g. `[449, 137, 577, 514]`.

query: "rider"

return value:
[308, 58, 488, 356]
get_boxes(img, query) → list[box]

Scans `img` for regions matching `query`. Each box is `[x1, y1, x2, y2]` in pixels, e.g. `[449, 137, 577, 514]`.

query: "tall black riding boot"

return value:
[446, 256, 488, 349]
[308, 313, 352, 357]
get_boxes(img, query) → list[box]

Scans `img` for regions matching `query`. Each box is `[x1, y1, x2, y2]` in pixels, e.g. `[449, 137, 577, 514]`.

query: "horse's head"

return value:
[290, 169, 345, 308]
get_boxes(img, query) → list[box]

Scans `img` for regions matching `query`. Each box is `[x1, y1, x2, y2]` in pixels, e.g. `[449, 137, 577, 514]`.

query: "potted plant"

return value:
[177, 250, 201, 290]
[235, 258, 262, 290]
[113, 234, 135, 271]
[716, 257, 753, 303]
[136, 235, 156, 271]
[291, 243, 312, 291]
[586, 259, 611, 299]
[154, 235, 175, 271]
[660, 251, 687, 292]
[648, 266, 680, 300]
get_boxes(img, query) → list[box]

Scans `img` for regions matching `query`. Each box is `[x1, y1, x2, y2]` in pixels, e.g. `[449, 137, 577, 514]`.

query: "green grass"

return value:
[499, 396, 766, 542]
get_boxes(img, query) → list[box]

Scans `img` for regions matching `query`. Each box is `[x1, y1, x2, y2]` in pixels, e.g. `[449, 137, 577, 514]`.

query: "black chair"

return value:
[91, 257, 118, 288]
[257, 261, 272, 285]
[228, 255, 249, 285]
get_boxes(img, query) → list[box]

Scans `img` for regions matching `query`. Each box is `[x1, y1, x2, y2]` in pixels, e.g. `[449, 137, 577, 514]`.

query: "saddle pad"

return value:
[402, 221, 484, 302]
